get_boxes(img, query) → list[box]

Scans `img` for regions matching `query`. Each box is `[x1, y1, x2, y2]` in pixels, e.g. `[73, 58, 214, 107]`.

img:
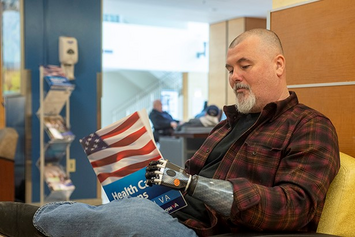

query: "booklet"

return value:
[43, 115, 75, 142]
[43, 163, 75, 192]
[37, 65, 75, 116]
[40, 163, 75, 201]
[45, 75, 75, 91]
[79, 109, 187, 214]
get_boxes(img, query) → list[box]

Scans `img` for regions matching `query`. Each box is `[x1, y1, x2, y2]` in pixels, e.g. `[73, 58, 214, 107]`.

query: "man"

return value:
[0, 29, 340, 237]
[149, 99, 179, 142]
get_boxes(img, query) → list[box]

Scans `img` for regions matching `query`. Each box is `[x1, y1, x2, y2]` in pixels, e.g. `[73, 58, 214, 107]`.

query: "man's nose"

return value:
[230, 70, 242, 82]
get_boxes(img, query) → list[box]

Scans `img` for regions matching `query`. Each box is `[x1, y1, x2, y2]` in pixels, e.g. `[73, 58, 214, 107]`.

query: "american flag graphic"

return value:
[80, 111, 162, 186]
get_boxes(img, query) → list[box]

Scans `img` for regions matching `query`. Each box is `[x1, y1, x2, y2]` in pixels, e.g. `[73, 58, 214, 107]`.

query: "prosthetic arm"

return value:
[145, 159, 234, 216]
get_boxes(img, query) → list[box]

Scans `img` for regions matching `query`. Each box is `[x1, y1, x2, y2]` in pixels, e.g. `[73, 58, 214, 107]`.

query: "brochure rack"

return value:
[37, 65, 76, 204]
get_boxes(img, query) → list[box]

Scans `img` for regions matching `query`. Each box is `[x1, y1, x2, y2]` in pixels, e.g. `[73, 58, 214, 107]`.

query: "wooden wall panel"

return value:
[182, 72, 189, 121]
[245, 17, 267, 31]
[270, 0, 355, 156]
[272, 0, 310, 9]
[208, 21, 228, 109]
[270, 0, 355, 85]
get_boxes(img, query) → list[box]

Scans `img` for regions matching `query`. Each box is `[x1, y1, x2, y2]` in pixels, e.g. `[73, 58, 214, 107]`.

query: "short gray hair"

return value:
[229, 28, 284, 55]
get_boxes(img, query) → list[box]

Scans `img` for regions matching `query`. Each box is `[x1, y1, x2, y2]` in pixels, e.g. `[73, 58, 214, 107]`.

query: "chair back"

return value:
[317, 152, 355, 236]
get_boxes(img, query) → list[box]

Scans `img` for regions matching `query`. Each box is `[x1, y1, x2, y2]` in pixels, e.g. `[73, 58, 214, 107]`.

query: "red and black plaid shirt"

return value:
[183, 91, 340, 236]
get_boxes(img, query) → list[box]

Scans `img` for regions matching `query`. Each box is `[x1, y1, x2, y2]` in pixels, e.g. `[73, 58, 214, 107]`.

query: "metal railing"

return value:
[111, 71, 182, 122]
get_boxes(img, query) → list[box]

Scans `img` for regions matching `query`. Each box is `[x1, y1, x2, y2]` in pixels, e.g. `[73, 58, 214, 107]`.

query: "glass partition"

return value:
[2, 0, 21, 96]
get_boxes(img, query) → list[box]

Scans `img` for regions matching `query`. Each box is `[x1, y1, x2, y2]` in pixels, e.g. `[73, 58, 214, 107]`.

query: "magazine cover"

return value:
[43, 115, 75, 141]
[42, 65, 75, 90]
[45, 75, 75, 90]
[79, 109, 187, 214]
[43, 163, 75, 192]
[38, 65, 75, 115]
[42, 163, 75, 201]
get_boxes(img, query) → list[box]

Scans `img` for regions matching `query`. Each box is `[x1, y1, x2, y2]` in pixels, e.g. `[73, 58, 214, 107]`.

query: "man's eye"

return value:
[241, 65, 250, 69]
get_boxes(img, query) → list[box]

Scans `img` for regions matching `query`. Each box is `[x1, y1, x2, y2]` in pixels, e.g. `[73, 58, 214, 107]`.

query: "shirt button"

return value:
[206, 148, 210, 153]
[252, 151, 256, 155]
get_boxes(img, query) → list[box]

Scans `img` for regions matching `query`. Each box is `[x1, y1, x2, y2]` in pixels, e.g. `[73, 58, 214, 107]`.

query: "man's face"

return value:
[225, 36, 280, 113]
[156, 101, 163, 112]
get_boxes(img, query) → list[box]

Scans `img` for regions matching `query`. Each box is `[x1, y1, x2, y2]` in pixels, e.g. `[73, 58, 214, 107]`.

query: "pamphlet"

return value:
[43, 115, 75, 142]
[41, 163, 75, 201]
[43, 163, 75, 192]
[37, 65, 75, 115]
[45, 75, 75, 91]
[79, 109, 187, 214]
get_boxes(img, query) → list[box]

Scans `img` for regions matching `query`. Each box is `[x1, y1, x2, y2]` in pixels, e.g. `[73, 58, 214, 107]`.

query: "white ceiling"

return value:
[103, 0, 273, 25]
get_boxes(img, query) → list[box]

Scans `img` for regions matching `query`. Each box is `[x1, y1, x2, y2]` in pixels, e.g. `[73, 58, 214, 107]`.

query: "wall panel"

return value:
[271, 0, 355, 85]
[245, 17, 267, 31]
[208, 21, 228, 109]
[270, 0, 355, 156]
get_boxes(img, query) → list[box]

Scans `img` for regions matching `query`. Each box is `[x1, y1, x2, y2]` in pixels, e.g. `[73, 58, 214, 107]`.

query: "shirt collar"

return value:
[223, 91, 299, 125]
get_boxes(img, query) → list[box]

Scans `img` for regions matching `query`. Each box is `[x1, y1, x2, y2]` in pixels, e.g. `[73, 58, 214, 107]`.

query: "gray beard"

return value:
[234, 86, 256, 114]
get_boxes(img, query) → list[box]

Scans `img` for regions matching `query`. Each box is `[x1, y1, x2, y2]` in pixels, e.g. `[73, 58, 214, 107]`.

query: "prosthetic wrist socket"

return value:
[190, 176, 234, 216]
[145, 160, 234, 216]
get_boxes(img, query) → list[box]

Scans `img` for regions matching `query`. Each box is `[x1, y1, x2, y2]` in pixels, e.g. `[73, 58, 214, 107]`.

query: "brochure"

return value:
[40, 163, 75, 201]
[45, 75, 75, 91]
[79, 109, 187, 214]
[37, 65, 75, 115]
[43, 163, 75, 192]
[43, 115, 75, 142]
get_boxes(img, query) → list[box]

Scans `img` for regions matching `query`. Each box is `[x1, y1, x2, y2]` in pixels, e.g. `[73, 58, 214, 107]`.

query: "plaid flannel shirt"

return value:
[183, 91, 340, 236]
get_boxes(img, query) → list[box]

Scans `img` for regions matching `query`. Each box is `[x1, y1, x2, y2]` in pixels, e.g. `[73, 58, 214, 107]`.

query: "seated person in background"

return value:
[176, 105, 220, 131]
[149, 99, 180, 142]
[0, 28, 340, 237]
[194, 101, 208, 118]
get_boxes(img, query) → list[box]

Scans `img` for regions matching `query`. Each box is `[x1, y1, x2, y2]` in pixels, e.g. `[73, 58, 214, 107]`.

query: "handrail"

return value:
[111, 71, 182, 122]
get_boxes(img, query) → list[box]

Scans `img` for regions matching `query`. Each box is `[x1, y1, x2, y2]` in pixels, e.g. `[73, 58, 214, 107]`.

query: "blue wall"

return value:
[24, 0, 102, 202]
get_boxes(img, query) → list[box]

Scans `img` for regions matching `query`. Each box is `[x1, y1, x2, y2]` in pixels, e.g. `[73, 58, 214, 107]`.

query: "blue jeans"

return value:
[33, 197, 198, 237]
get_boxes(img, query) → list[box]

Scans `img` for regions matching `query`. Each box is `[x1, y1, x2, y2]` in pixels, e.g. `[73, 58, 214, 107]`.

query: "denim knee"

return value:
[33, 198, 197, 237]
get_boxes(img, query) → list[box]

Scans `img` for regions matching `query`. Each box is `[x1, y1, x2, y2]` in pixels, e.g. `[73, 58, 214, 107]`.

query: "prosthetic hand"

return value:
[145, 159, 198, 195]
[145, 159, 234, 216]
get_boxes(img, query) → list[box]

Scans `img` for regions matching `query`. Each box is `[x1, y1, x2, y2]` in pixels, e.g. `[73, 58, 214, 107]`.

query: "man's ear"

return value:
[275, 54, 285, 76]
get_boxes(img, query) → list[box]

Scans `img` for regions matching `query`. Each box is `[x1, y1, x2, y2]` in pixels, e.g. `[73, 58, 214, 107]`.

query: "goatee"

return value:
[233, 83, 256, 114]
